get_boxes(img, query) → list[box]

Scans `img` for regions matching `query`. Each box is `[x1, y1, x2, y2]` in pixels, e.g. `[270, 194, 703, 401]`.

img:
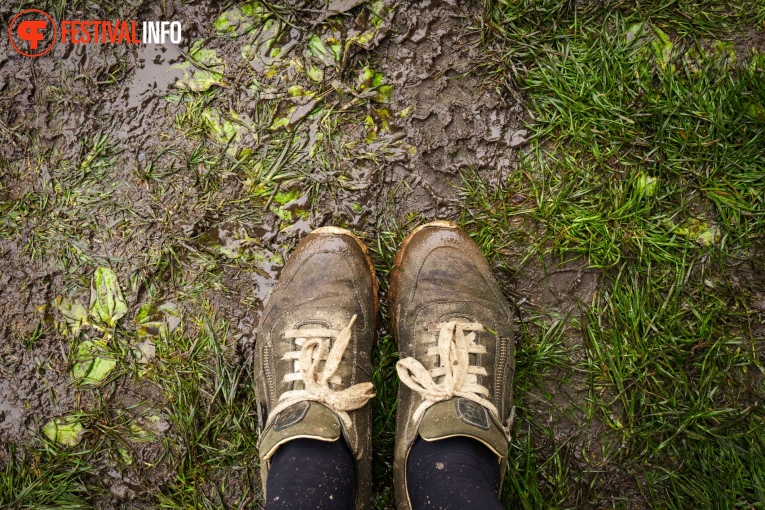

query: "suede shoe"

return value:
[389, 221, 515, 510]
[254, 227, 378, 509]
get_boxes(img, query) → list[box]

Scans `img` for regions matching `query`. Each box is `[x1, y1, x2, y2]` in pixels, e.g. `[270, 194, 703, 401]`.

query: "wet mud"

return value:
[375, 0, 526, 220]
[0, 0, 625, 507]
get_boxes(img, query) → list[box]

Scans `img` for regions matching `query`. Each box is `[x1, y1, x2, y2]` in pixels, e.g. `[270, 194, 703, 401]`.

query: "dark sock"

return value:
[266, 438, 356, 510]
[406, 436, 505, 510]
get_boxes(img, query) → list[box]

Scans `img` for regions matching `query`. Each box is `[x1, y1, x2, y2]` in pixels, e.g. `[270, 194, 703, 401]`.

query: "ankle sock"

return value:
[266, 435, 504, 509]
[266, 437, 356, 510]
[406, 436, 504, 510]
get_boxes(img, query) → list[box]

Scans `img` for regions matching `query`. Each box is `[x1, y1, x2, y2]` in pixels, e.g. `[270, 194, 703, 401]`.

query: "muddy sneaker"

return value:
[389, 221, 516, 509]
[254, 227, 379, 509]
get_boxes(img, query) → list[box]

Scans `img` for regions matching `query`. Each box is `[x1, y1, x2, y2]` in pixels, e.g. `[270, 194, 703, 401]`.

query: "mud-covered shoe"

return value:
[254, 227, 379, 509]
[389, 221, 516, 510]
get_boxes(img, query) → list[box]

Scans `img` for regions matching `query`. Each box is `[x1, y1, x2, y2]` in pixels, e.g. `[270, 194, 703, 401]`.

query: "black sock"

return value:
[406, 436, 505, 510]
[266, 438, 356, 510]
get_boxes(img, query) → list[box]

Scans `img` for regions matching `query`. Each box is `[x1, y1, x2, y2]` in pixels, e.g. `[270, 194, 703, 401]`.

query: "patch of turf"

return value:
[469, 0, 765, 507]
[152, 318, 260, 508]
[0, 445, 93, 509]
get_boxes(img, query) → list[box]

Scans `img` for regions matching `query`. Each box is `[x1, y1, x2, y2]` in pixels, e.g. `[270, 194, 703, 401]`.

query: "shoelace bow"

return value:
[267, 315, 375, 430]
[396, 321, 499, 424]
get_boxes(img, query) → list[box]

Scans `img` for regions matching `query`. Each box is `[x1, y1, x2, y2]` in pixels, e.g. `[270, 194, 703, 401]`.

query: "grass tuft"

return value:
[465, 0, 765, 506]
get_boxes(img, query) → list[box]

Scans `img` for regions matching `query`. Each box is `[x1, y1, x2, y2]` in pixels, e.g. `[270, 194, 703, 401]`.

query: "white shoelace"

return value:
[396, 321, 499, 424]
[267, 315, 375, 430]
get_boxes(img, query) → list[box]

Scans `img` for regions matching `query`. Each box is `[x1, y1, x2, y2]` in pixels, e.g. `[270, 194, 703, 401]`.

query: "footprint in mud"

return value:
[375, 0, 527, 221]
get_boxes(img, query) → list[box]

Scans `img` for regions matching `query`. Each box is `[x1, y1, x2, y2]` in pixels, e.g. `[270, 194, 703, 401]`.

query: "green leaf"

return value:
[635, 173, 658, 197]
[174, 64, 224, 92]
[172, 42, 224, 92]
[71, 339, 117, 385]
[89, 267, 127, 328]
[130, 422, 151, 440]
[135, 300, 181, 340]
[188, 41, 222, 65]
[366, 0, 387, 27]
[745, 101, 765, 121]
[348, 29, 375, 48]
[306, 64, 324, 83]
[650, 25, 673, 69]
[214, 2, 269, 38]
[241, 1, 267, 17]
[214, 7, 243, 35]
[327, 38, 342, 63]
[274, 189, 301, 205]
[307, 34, 333, 66]
[625, 22, 646, 44]
[118, 447, 133, 465]
[376, 85, 393, 102]
[270, 106, 295, 130]
[55, 296, 89, 336]
[711, 40, 736, 66]
[676, 219, 720, 246]
[202, 108, 243, 146]
[357, 67, 392, 102]
[42, 415, 85, 447]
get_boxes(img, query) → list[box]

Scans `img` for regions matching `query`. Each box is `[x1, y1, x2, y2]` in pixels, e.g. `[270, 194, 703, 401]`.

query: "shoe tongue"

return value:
[259, 402, 342, 461]
[417, 399, 508, 459]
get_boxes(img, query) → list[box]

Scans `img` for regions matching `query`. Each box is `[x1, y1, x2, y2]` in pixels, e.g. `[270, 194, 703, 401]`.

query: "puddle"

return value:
[123, 43, 185, 108]
[0, 381, 24, 436]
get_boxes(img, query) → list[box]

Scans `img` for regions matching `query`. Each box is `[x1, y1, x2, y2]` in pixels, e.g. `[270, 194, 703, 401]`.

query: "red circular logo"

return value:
[8, 9, 57, 58]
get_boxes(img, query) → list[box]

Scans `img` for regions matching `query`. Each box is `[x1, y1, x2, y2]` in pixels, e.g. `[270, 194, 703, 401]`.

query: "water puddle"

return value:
[123, 42, 185, 109]
[0, 380, 24, 436]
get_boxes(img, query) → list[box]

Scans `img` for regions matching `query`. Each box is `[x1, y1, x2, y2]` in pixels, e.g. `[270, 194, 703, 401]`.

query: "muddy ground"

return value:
[0, 0, 608, 507]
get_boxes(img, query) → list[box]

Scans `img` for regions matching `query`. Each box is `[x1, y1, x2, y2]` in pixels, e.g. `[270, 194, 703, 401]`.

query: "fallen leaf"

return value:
[327, 0, 365, 14]
[173, 41, 225, 92]
[307, 33, 336, 67]
[118, 447, 133, 465]
[137, 339, 156, 364]
[72, 339, 117, 385]
[135, 300, 181, 339]
[89, 267, 127, 328]
[635, 173, 659, 197]
[676, 219, 720, 246]
[42, 415, 85, 447]
[650, 25, 673, 69]
[55, 296, 89, 336]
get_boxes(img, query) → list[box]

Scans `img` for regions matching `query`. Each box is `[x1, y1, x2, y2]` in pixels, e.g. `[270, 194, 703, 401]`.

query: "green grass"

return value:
[464, 0, 765, 507]
[152, 318, 260, 508]
[1, 445, 93, 509]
